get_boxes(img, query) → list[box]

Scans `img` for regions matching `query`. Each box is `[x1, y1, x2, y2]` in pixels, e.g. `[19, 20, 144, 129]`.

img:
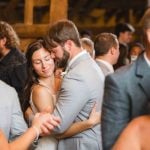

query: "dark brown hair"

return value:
[23, 39, 48, 112]
[45, 20, 81, 49]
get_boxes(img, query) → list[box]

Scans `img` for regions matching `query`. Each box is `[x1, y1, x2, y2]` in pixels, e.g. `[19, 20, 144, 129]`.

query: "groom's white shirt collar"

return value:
[65, 50, 87, 71]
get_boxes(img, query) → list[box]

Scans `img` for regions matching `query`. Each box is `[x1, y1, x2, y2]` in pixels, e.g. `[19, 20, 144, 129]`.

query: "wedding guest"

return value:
[101, 15, 150, 150]
[0, 80, 27, 141]
[129, 42, 144, 63]
[81, 37, 95, 58]
[112, 115, 150, 150]
[0, 113, 60, 150]
[114, 23, 135, 69]
[94, 32, 120, 76]
[0, 21, 27, 104]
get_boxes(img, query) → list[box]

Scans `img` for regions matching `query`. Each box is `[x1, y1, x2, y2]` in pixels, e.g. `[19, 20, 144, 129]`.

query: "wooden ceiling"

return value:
[0, 0, 147, 51]
[0, 0, 147, 25]
[68, 0, 147, 23]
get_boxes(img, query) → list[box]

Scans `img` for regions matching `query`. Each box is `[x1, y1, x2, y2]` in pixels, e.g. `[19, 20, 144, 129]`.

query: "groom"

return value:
[44, 20, 104, 150]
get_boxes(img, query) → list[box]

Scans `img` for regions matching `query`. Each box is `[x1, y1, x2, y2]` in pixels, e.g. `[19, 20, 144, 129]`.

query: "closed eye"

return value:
[33, 60, 41, 64]
[45, 55, 51, 61]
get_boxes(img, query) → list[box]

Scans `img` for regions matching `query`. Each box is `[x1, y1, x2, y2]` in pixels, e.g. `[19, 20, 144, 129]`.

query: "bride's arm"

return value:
[32, 85, 100, 139]
[55, 104, 100, 139]
[32, 86, 54, 113]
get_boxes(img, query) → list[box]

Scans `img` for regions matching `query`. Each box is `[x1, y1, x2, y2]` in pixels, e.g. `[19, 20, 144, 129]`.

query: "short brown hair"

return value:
[45, 20, 81, 49]
[0, 21, 20, 48]
[94, 33, 118, 56]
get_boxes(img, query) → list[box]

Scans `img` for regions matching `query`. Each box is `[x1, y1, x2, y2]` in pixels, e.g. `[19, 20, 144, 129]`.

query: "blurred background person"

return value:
[101, 13, 150, 150]
[94, 32, 120, 76]
[0, 21, 27, 104]
[0, 112, 60, 150]
[0, 80, 27, 143]
[81, 37, 95, 58]
[114, 22, 135, 69]
[80, 29, 92, 39]
[129, 42, 144, 63]
[112, 116, 150, 150]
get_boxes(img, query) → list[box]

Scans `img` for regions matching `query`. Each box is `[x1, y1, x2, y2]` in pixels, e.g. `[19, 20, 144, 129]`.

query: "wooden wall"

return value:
[14, 0, 68, 52]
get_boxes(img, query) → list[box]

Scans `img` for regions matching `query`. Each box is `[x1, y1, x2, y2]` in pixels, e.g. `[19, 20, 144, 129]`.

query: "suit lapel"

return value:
[140, 75, 150, 99]
[136, 54, 150, 99]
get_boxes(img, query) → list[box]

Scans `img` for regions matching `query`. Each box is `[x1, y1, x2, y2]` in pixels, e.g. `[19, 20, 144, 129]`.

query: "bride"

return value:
[23, 39, 100, 150]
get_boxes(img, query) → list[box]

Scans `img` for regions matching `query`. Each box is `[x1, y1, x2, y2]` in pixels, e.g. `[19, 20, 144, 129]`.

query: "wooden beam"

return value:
[13, 24, 49, 38]
[49, 0, 68, 24]
[34, 0, 49, 7]
[24, 0, 34, 25]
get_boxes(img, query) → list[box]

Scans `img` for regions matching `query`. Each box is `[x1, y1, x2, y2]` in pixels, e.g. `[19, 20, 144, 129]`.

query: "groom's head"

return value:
[45, 20, 81, 68]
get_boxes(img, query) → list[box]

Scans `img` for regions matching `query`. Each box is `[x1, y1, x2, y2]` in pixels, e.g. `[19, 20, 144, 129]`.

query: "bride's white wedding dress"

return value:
[30, 83, 58, 150]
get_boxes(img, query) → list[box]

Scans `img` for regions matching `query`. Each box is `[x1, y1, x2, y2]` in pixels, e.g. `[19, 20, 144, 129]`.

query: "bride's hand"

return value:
[88, 103, 101, 127]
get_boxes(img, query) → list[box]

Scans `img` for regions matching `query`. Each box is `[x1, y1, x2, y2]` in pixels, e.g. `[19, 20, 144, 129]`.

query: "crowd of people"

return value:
[0, 9, 150, 150]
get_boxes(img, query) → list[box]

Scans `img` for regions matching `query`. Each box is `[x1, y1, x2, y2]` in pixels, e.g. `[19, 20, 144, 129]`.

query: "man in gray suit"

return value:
[101, 17, 150, 150]
[0, 80, 27, 141]
[45, 20, 104, 150]
[94, 33, 120, 76]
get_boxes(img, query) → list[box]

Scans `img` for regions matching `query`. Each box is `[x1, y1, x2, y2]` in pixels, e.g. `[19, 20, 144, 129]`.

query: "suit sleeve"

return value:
[10, 88, 27, 140]
[101, 75, 130, 150]
[53, 76, 89, 133]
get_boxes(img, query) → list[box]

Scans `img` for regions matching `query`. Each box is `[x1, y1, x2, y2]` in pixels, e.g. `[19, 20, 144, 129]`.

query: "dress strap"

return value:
[30, 89, 38, 114]
[37, 82, 56, 107]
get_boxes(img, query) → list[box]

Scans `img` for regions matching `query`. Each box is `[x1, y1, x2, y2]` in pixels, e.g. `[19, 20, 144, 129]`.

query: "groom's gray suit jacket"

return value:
[53, 51, 104, 150]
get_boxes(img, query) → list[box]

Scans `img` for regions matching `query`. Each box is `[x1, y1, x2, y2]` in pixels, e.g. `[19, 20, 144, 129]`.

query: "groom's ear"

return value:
[64, 40, 72, 52]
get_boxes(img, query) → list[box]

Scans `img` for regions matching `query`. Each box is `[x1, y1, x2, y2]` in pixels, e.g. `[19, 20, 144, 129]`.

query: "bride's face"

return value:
[32, 47, 55, 78]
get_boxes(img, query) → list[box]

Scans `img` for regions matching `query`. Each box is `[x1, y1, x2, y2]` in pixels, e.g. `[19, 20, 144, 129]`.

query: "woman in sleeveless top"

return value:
[23, 39, 100, 150]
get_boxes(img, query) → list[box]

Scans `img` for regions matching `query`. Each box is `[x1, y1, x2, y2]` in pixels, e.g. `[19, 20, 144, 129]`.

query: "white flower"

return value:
[61, 71, 67, 77]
